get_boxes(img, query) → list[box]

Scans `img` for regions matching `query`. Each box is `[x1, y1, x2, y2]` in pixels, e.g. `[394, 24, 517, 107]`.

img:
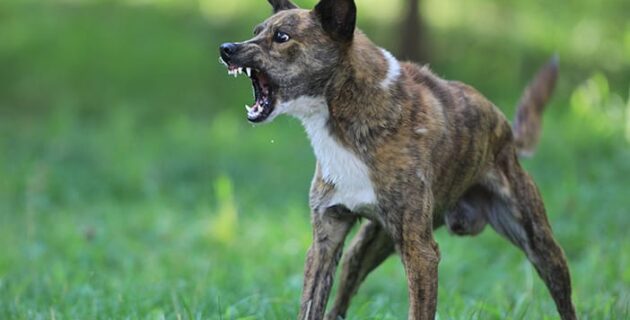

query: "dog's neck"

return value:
[322, 34, 405, 151]
[282, 34, 405, 157]
[278, 37, 405, 209]
[339, 35, 392, 88]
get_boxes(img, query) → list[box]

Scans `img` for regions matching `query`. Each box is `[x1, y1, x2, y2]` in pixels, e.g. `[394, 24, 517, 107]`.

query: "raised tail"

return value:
[513, 55, 559, 157]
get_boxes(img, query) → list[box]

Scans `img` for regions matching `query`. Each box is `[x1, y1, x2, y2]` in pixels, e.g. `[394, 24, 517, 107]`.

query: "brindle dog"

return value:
[219, 0, 577, 319]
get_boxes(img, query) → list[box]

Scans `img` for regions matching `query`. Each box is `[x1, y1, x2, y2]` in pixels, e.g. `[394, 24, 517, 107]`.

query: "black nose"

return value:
[220, 42, 237, 61]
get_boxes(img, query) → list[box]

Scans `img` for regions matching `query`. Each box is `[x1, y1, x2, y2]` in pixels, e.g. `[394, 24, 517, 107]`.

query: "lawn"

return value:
[0, 0, 628, 319]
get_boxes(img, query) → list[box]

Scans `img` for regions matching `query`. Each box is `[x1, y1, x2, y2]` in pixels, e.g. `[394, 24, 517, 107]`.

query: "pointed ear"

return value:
[267, 0, 298, 13]
[314, 0, 356, 42]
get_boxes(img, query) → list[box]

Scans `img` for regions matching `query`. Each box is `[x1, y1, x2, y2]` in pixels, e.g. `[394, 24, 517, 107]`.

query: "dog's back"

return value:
[399, 58, 558, 213]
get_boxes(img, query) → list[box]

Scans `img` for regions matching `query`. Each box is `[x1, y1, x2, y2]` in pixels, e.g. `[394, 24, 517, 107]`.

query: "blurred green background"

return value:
[0, 0, 628, 319]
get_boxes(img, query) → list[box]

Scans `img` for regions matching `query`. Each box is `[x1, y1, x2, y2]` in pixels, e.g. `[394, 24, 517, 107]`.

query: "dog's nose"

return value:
[219, 42, 238, 61]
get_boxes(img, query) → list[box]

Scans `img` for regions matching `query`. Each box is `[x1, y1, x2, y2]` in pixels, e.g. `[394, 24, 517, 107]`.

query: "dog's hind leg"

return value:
[325, 220, 395, 320]
[483, 155, 577, 320]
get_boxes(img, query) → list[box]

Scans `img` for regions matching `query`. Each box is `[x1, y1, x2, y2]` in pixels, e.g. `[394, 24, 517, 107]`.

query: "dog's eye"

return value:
[273, 31, 290, 43]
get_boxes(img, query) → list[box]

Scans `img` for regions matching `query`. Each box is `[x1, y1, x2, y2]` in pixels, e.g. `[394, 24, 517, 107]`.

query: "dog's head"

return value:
[219, 0, 357, 123]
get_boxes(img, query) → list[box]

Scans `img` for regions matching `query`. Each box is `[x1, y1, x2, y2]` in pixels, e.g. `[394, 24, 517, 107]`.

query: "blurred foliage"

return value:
[571, 73, 628, 138]
[209, 175, 238, 245]
[0, 0, 628, 318]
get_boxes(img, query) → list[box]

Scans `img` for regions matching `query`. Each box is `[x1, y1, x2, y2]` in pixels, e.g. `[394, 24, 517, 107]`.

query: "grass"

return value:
[0, 0, 629, 319]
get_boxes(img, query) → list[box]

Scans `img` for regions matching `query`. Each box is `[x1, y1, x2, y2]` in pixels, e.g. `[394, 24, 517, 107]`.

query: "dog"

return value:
[219, 0, 577, 319]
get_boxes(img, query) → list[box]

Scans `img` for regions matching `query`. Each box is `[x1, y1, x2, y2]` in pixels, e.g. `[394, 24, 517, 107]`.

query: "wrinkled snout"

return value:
[219, 42, 238, 63]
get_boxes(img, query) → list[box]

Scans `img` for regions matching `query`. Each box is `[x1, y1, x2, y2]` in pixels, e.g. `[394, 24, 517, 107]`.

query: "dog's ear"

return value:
[313, 0, 356, 42]
[267, 0, 298, 13]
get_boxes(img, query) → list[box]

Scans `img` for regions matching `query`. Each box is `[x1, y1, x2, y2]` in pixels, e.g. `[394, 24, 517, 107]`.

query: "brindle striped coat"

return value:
[220, 1, 576, 319]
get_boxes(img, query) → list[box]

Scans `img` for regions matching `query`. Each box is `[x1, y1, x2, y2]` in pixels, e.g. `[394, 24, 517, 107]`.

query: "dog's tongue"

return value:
[247, 71, 272, 120]
[225, 65, 272, 122]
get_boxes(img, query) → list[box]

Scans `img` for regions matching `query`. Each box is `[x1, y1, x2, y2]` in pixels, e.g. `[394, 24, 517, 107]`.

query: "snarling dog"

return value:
[219, 0, 577, 319]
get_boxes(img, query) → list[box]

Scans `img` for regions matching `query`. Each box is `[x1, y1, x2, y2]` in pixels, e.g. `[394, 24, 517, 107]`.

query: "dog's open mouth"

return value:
[224, 62, 275, 123]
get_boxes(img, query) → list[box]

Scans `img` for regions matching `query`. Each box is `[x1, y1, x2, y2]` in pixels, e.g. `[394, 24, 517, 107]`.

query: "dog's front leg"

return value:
[325, 220, 394, 320]
[298, 206, 356, 320]
[385, 188, 440, 320]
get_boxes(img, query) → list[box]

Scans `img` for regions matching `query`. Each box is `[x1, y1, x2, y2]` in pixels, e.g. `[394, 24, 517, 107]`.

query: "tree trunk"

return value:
[399, 0, 429, 62]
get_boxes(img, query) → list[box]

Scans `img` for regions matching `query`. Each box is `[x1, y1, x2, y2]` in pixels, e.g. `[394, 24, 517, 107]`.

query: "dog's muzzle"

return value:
[219, 42, 276, 123]
[219, 42, 238, 63]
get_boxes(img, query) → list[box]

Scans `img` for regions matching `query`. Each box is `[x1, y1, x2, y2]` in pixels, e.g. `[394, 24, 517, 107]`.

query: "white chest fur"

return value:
[276, 96, 377, 211]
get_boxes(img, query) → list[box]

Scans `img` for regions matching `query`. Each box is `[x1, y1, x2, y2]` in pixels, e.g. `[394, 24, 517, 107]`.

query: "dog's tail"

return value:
[512, 55, 559, 157]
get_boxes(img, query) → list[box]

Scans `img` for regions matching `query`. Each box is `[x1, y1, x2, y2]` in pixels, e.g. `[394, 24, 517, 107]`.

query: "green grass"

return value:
[0, 0, 629, 319]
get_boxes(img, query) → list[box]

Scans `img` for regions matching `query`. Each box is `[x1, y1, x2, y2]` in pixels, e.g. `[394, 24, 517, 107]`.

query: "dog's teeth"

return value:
[238, 67, 243, 75]
[245, 104, 252, 112]
[245, 67, 251, 77]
